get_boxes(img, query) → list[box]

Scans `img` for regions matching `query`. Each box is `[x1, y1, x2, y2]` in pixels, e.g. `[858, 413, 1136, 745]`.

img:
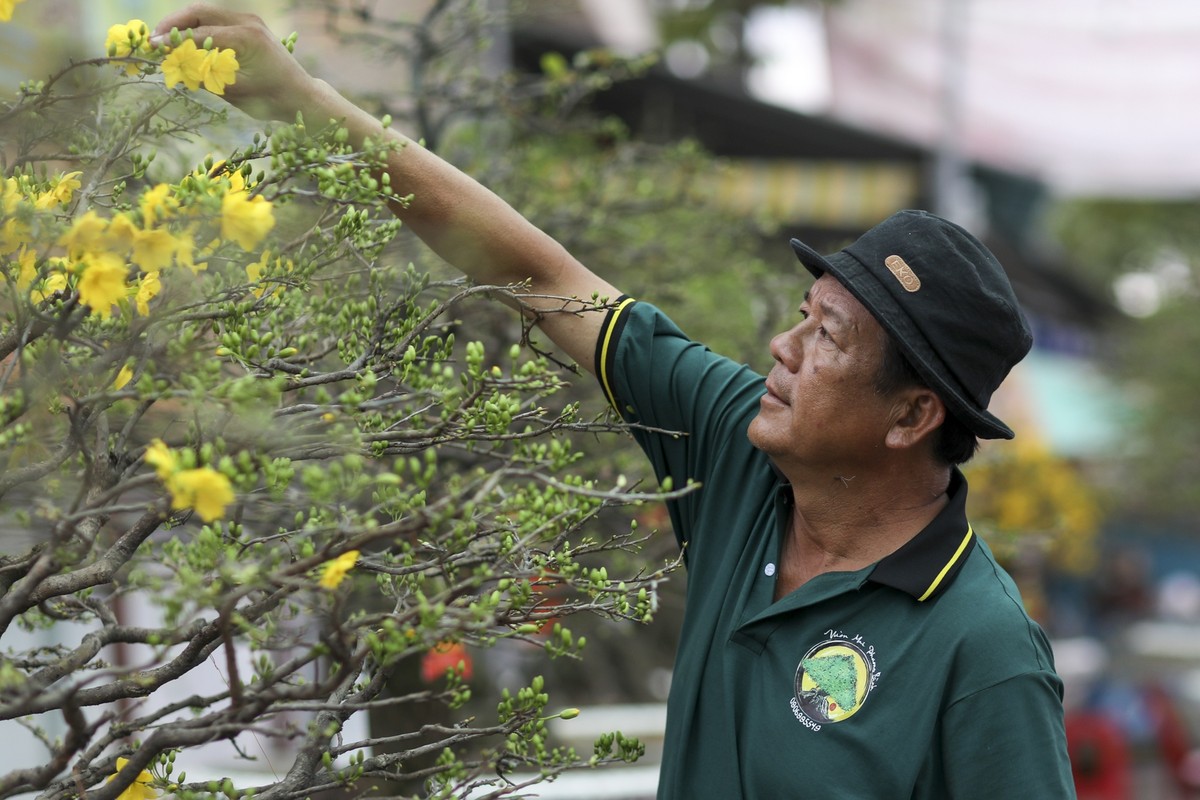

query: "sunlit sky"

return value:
[744, 4, 830, 113]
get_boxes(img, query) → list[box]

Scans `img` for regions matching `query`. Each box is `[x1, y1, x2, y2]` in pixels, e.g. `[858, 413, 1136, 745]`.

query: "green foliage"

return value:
[1050, 198, 1200, 515]
[1051, 198, 1200, 288]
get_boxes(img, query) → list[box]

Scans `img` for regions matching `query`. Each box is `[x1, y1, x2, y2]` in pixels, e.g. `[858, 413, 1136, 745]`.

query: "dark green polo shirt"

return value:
[595, 299, 1075, 799]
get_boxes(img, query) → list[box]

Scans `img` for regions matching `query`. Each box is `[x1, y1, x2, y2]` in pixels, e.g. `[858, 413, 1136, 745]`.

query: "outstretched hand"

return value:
[153, 4, 326, 122]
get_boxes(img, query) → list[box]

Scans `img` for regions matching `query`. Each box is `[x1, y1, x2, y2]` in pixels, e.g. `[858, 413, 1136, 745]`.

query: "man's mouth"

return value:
[763, 378, 788, 406]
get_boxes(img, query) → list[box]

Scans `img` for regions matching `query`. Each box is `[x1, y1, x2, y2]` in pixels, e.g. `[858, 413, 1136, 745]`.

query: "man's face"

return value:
[748, 273, 899, 477]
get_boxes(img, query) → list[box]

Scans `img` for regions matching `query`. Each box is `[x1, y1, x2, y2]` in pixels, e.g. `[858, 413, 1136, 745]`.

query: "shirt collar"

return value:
[866, 468, 976, 601]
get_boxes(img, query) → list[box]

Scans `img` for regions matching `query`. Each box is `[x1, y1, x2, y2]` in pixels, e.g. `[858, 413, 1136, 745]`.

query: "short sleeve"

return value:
[593, 299, 770, 548]
[940, 670, 1075, 798]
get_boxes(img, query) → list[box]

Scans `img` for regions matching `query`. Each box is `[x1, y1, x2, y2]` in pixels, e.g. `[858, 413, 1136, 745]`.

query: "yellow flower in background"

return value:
[13, 246, 36, 290]
[0, 0, 26, 24]
[245, 250, 292, 299]
[964, 438, 1102, 575]
[245, 251, 267, 297]
[226, 169, 247, 194]
[60, 211, 110, 257]
[161, 38, 208, 91]
[113, 364, 134, 390]
[105, 19, 151, 76]
[134, 270, 160, 315]
[139, 184, 177, 227]
[145, 437, 236, 522]
[0, 217, 30, 255]
[107, 757, 156, 800]
[245, 252, 265, 281]
[319, 550, 360, 590]
[195, 159, 244, 190]
[106, 213, 139, 251]
[1, 176, 21, 213]
[247, 250, 286, 297]
[144, 439, 177, 480]
[76, 252, 129, 318]
[221, 191, 274, 251]
[105, 20, 148, 52]
[131, 227, 176, 271]
[201, 48, 239, 95]
[35, 171, 82, 210]
[168, 467, 234, 522]
[174, 232, 205, 274]
[30, 270, 68, 305]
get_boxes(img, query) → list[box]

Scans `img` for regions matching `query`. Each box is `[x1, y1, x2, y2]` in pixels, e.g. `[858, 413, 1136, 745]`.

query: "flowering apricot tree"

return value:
[0, 11, 677, 800]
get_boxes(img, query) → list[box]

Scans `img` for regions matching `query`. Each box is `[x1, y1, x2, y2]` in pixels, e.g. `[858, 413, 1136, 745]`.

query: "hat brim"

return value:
[790, 238, 1016, 440]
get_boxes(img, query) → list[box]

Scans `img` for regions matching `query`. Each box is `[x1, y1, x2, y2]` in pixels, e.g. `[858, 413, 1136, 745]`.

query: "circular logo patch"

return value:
[793, 639, 876, 724]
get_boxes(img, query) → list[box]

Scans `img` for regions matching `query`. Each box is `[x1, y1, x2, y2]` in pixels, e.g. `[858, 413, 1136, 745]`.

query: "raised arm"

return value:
[153, 4, 620, 374]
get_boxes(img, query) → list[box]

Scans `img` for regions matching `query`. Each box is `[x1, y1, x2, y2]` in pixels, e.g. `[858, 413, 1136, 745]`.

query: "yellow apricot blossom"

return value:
[201, 47, 239, 95]
[76, 253, 129, 318]
[222, 166, 249, 195]
[161, 38, 209, 91]
[105, 213, 139, 251]
[245, 251, 267, 297]
[143, 439, 177, 480]
[59, 211, 110, 257]
[13, 246, 36, 290]
[964, 438, 1101, 574]
[112, 364, 134, 390]
[131, 227, 176, 271]
[0, 217, 30, 255]
[35, 171, 82, 210]
[195, 159, 244, 190]
[221, 191, 275, 251]
[174, 232, 205, 274]
[134, 271, 161, 316]
[106, 757, 156, 800]
[319, 550, 361, 590]
[1, 176, 22, 214]
[168, 467, 235, 522]
[30, 270, 68, 305]
[0, 0, 25, 23]
[139, 184, 177, 227]
[105, 19, 151, 76]
[245, 250, 291, 298]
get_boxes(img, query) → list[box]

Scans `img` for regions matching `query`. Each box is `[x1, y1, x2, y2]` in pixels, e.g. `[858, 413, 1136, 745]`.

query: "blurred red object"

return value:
[421, 641, 473, 684]
[1066, 710, 1133, 800]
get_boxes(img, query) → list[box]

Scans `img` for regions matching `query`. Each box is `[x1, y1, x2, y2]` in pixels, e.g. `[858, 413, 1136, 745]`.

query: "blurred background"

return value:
[5, 1, 1200, 797]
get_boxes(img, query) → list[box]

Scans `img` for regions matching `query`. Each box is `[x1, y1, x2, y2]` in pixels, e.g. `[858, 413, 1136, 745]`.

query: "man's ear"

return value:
[885, 388, 946, 450]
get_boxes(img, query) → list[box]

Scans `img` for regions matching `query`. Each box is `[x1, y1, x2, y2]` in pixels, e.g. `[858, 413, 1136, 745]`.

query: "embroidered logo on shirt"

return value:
[789, 631, 881, 730]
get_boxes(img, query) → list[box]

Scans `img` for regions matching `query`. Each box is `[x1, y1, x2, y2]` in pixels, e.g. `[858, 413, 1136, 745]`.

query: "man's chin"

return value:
[746, 415, 774, 454]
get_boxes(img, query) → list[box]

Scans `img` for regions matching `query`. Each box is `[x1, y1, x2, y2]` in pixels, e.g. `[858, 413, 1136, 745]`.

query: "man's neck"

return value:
[772, 465, 951, 600]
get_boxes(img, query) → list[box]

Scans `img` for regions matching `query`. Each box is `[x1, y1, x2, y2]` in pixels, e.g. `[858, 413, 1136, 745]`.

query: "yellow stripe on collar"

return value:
[917, 524, 974, 602]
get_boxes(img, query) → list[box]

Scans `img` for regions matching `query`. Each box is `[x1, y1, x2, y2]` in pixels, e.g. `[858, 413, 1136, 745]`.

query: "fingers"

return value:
[151, 3, 321, 122]
[152, 3, 267, 41]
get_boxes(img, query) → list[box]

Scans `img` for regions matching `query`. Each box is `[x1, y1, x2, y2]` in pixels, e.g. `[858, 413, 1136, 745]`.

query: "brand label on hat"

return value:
[884, 255, 921, 293]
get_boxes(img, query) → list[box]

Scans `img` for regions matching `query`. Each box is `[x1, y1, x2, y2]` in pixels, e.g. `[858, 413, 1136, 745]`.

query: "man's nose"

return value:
[769, 326, 801, 371]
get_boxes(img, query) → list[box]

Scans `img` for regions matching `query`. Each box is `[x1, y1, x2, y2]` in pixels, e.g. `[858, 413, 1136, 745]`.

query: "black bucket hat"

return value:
[790, 209, 1032, 440]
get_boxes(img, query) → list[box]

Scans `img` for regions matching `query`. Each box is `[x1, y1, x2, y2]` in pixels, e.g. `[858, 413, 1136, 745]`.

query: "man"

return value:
[155, 7, 1075, 797]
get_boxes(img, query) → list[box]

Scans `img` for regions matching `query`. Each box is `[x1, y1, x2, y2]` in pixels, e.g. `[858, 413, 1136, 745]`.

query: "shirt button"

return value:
[764, 563, 776, 577]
